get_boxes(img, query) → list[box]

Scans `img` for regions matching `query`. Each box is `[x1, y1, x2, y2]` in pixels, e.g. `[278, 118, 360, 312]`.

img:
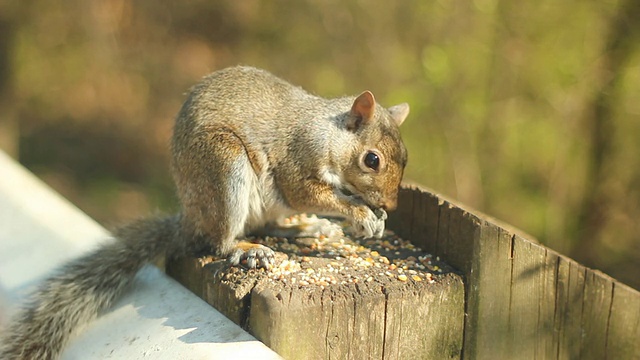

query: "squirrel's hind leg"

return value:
[176, 128, 276, 269]
[222, 156, 276, 269]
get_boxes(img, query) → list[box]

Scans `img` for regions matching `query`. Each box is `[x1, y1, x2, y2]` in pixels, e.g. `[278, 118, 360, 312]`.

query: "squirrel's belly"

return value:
[244, 162, 293, 232]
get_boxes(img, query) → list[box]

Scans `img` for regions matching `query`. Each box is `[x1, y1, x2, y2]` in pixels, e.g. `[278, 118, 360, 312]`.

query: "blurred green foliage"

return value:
[0, 0, 638, 289]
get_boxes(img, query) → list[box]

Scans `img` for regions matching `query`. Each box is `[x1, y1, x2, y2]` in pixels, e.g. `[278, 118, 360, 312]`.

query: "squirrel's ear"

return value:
[387, 103, 410, 126]
[348, 91, 376, 130]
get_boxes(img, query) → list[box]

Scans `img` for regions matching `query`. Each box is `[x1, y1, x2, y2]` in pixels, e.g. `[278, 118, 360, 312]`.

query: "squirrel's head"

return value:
[341, 91, 409, 211]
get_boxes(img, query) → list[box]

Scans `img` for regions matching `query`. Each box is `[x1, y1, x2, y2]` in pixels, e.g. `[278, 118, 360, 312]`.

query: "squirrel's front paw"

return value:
[227, 242, 276, 269]
[351, 207, 387, 239]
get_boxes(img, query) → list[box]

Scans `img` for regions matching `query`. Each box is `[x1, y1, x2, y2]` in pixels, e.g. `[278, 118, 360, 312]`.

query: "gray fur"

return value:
[0, 215, 183, 359]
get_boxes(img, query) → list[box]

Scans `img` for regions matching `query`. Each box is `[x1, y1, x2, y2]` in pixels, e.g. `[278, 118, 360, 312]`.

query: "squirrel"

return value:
[0, 65, 409, 359]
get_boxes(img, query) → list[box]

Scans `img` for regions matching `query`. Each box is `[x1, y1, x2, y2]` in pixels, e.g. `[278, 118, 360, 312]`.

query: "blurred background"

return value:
[0, 1, 638, 289]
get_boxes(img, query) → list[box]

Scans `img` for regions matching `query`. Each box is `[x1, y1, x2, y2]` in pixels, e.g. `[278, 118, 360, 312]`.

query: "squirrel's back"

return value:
[173, 66, 362, 141]
[179, 66, 309, 129]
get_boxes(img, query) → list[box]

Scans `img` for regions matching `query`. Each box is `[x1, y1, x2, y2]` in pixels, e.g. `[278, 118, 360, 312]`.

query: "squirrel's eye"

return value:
[364, 151, 380, 171]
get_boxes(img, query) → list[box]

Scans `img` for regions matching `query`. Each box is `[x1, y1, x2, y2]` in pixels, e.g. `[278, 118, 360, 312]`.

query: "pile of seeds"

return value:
[207, 214, 451, 289]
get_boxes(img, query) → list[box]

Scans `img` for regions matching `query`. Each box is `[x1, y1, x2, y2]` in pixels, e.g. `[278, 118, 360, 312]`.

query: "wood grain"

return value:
[387, 184, 640, 360]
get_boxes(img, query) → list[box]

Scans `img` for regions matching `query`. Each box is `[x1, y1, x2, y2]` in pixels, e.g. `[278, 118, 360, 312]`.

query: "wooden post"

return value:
[167, 230, 465, 359]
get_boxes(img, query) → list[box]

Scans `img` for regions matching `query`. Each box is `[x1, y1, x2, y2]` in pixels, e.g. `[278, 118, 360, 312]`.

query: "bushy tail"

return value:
[0, 215, 183, 360]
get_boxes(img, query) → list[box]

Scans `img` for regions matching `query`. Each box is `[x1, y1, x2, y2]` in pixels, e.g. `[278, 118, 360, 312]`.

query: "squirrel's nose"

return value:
[380, 198, 397, 212]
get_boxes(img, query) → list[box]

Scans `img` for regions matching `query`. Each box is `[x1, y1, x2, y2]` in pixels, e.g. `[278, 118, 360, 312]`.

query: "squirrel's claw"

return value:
[227, 243, 276, 269]
[351, 207, 387, 239]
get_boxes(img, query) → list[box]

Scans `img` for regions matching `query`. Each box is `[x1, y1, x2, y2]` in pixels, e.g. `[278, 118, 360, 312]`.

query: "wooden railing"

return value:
[387, 185, 640, 360]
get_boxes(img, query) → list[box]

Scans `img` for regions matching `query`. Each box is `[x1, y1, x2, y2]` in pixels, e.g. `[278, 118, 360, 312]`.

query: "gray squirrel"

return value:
[0, 66, 409, 359]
